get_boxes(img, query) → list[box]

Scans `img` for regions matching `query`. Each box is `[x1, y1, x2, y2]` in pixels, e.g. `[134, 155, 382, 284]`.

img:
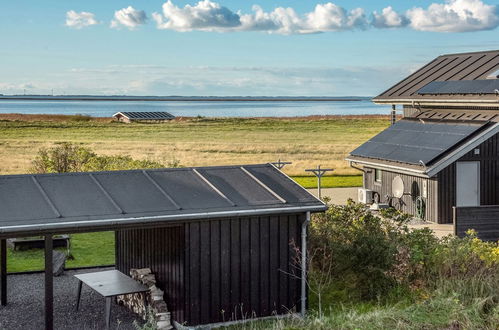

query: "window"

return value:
[375, 169, 382, 183]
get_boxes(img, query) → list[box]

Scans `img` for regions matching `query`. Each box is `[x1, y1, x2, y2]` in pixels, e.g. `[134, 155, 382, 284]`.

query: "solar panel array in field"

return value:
[350, 119, 487, 165]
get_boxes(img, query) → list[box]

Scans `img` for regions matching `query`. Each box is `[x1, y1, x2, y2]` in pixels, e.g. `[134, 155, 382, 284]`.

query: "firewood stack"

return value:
[117, 268, 172, 330]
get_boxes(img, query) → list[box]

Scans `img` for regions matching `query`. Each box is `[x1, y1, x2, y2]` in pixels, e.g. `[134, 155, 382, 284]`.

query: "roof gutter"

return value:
[346, 159, 428, 178]
[0, 205, 327, 237]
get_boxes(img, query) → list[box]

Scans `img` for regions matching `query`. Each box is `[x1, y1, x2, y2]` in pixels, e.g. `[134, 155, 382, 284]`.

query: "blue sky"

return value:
[0, 0, 498, 96]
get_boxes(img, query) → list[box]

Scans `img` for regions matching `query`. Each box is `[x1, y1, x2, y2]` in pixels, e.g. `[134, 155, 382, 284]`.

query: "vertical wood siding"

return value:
[116, 213, 304, 326]
[438, 133, 499, 223]
[183, 214, 303, 325]
[364, 168, 438, 222]
[116, 226, 185, 322]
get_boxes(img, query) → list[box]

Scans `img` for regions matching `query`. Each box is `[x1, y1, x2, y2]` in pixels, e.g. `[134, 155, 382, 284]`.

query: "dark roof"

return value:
[374, 50, 499, 103]
[349, 119, 488, 166]
[113, 112, 175, 120]
[418, 79, 499, 95]
[0, 164, 325, 237]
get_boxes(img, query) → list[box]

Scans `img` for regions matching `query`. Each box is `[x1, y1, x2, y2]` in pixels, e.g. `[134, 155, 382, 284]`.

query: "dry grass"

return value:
[0, 114, 390, 175]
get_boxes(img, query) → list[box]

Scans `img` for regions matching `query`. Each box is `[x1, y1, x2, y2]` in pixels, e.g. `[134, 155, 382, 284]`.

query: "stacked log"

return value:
[117, 268, 172, 330]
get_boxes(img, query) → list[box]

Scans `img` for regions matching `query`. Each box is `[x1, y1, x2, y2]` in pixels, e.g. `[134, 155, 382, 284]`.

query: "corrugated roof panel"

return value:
[350, 119, 487, 165]
[147, 169, 233, 209]
[197, 167, 281, 206]
[0, 177, 56, 222]
[93, 172, 179, 214]
[0, 164, 326, 236]
[36, 175, 119, 217]
[244, 166, 318, 203]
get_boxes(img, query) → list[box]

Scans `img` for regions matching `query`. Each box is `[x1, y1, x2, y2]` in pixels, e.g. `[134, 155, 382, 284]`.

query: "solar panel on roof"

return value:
[418, 79, 499, 95]
[350, 119, 487, 165]
[118, 111, 175, 120]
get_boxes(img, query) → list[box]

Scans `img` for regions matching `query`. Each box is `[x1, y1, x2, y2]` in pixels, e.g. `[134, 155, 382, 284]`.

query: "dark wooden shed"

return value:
[347, 50, 499, 240]
[0, 164, 326, 329]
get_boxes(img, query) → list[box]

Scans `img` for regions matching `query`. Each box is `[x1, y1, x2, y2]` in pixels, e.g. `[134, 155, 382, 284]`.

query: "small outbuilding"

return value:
[0, 164, 326, 329]
[348, 49, 499, 240]
[113, 111, 175, 123]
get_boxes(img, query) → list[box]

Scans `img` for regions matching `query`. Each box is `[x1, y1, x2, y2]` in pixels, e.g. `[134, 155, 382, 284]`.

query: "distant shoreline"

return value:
[0, 113, 394, 122]
[0, 95, 369, 102]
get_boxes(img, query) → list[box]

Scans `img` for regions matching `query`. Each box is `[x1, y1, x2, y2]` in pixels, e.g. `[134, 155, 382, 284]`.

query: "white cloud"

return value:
[152, 0, 240, 32]
[66, 0, 499, 34]
[304, 3, 367, 32]
[238, 5, 302, 34]
[153, 1, 367, 34]
[372, 6, 409, 28]
[111, 6, 147, 30]
[65, 10, 99, 29]
[407, 0, 499, 32]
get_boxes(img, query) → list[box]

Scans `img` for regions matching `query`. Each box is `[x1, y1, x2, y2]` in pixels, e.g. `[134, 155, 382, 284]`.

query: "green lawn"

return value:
[7, 232, 115, 273]
[291, 175, 362, 188]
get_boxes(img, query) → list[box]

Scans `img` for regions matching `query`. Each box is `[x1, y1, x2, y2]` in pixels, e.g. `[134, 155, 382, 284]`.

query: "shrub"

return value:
[31, 142, 180, 174]
[308, 201, 406, 301]
[308, 201, 499, 305]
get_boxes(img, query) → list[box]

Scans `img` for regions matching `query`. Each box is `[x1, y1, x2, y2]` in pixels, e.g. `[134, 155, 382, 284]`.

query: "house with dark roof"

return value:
[113, 111, 175, 123]
[347, 50, 499, 240]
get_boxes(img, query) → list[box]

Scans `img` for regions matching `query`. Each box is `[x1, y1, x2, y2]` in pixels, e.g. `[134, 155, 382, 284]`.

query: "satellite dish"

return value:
[392, 176, 404, 198]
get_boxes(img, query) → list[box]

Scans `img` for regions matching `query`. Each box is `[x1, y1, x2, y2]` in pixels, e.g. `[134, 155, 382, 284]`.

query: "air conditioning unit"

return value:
[358, 188, 374, 204]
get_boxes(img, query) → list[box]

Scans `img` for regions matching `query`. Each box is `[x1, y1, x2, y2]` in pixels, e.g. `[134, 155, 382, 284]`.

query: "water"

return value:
[0, 99, 387, 118]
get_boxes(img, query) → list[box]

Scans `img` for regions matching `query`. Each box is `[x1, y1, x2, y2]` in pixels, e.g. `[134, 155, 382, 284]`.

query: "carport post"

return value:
[0, 239, 6, 306]
[45, 235, 53, 330]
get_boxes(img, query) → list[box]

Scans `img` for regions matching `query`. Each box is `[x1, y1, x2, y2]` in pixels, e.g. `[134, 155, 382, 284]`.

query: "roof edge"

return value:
[0, 204, 328, 238]
[372, 99, 499, 107]
[439, 49, 499, 57]
[426, 122, 499, 177]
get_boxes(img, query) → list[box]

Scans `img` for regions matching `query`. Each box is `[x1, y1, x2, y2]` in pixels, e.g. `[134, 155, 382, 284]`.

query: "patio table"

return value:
[74, 270, 149, 329]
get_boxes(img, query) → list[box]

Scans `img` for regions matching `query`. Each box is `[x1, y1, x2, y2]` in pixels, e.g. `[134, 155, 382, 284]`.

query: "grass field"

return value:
[292, 175, 362, 188]
[7, 232, 115, 273]
[0, 114, 390, 176]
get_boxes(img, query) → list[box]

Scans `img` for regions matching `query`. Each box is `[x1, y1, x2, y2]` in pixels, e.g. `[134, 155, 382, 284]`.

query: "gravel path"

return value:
[0, 268, 144, 330]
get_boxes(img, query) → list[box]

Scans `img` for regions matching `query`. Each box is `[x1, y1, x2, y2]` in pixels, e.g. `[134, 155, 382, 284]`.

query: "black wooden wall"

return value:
[116, 226, 186, 321]
[116, 213, 304, 326]
[364, 168, 438, 222]
[454, 206, 499, 241]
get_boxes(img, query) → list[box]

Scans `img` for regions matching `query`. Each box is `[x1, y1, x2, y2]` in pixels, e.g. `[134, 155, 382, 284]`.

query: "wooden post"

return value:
[45, 235, 53, 330]
[0, 239, 6, 306]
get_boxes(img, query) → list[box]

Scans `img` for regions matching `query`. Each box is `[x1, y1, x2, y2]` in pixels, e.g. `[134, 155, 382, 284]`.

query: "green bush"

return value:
[308, 201, 499, 306]
[308, 201, 407, 301]
[31, 142, 179, 173]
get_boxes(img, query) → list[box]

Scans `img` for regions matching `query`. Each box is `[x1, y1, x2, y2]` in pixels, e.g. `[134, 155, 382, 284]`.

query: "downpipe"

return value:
[300, 211, 311, 318]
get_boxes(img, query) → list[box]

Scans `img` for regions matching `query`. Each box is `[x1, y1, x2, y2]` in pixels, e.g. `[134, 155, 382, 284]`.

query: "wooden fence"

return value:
[453, 206, 499, 241]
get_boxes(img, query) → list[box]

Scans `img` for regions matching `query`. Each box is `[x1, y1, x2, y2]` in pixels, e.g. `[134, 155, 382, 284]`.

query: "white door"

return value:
[456, 161, 480, 207]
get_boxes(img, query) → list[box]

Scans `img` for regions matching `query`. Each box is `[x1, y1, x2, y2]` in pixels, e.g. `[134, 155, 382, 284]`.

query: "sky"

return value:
[0, 0, 498, 96]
